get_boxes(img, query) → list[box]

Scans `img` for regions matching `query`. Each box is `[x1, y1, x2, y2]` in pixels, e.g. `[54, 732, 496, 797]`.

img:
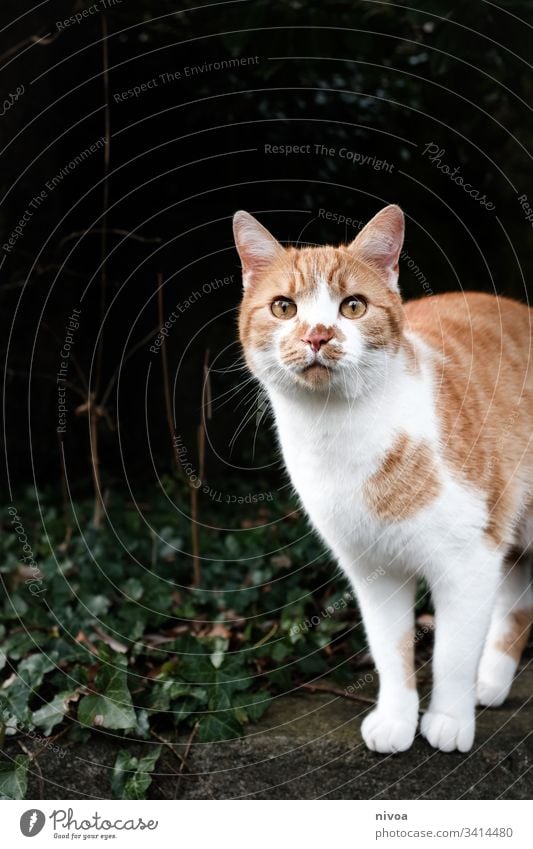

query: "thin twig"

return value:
[5, 369, 86, 401]
[100, 324, 163, 407]
[89, 397, 105, 528]
[174, 722, 198, 799]
[149, 729, 186, 768]
[90, 11, 111, 529]
[29, 727, 71, 760]
[198, 348, 210, 477]
[59, 228, 162, 249]
[191, 352, 209, 588]
[301, 682, 376, 706]
[190, 488, 201, 586]
[157, 274, 181, 479]
[57, 434, 73, 550]
[43, 322, 89, 394]
[17, 740, 45, 799]
[253, 622, 278, 648]
[3, 266, 87, 290]
[94, 11, 110, 400]
[0, 30, 60, 66]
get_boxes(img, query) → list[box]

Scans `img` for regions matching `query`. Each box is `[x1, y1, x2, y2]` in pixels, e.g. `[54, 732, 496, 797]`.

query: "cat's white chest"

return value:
[267, 367, 446, 571]
[275, 407, 388, 560]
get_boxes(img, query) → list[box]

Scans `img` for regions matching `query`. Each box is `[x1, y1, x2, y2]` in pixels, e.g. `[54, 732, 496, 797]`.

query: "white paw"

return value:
[476, 678, 510, 707]
[361, 709, 417, 754]
[420, 710, 475, 752]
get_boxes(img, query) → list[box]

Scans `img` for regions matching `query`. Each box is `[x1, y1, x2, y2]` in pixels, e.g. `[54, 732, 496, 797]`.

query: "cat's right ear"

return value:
[347, 205, 404, 293]
[233, 211, 284, 288]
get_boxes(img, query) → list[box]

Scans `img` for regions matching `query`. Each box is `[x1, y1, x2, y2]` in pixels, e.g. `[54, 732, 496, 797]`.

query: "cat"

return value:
[233, 204, 533, 753]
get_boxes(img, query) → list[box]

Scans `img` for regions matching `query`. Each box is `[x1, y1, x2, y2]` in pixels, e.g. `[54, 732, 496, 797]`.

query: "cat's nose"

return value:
[302, 330, 333, 353]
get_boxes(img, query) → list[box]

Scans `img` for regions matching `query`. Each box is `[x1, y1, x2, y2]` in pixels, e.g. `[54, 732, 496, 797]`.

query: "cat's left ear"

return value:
[233, 211, 284, 288]
[347, 205, 404, 292]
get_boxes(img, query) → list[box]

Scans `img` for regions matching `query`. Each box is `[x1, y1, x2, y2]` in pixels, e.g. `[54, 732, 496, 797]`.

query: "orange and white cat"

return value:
[234, 205, 533, 753]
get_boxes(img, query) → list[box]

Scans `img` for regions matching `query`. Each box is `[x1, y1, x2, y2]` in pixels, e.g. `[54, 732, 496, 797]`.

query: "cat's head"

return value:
[234, 205, 406, 396]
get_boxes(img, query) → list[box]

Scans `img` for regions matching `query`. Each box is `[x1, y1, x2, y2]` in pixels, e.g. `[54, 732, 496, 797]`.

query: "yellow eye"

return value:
[271, 298, 297, 319]
[340, 296, 367, 319]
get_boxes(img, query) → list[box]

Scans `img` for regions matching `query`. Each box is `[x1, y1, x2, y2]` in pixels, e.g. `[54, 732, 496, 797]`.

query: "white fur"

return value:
[255, 319, 516, 754]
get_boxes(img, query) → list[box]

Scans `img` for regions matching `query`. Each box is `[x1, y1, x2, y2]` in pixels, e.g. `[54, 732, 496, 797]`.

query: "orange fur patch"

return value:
[404, 292, 533, 547]
[364, 431, 441, 521]
[496, 608, 532, 662]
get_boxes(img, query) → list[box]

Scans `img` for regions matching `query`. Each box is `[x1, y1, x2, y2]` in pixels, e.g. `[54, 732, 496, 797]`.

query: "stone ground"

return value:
[3, 664, 532, 800]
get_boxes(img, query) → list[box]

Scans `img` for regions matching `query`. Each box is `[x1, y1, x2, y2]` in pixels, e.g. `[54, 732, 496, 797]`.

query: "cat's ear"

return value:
[233, 211, 284, 288]
[347, 205, 404, 292]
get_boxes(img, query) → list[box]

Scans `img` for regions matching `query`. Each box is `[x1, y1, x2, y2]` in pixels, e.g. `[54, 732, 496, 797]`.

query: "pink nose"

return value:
[303, 330, 333, 353]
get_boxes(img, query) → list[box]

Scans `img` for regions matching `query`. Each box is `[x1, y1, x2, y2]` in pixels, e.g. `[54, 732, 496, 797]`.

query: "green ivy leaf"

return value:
[84, 595, 111, 616]
[197, 709, 243, 743]
[2, 653, 56, 722]
[122, 578, 144, 601]
[111, 745, 162, 799]
[0, 755, 29, 800]
[180, 652, 252, 698]
[232, 691, 271, 723]
[173, 696, 202, 724]
[16, 653, 56, 686]
[209, 637, 229, 670]
[32, 690, 79, 736]
[171, 683, 207, 702]
[78, 656, 136, 730]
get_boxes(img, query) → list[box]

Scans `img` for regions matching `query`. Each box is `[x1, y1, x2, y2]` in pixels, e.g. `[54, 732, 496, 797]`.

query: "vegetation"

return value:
[0, 480, 372, 798]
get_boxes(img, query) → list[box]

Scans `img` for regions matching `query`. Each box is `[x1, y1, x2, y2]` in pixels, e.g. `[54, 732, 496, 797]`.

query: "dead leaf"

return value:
[271, 554, 291, 568]
[93, 627, 128, 654]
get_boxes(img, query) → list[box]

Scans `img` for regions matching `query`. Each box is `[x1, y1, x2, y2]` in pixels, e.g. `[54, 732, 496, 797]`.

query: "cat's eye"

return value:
[340, 296, 367, 319]
[271, 298, 297, 319]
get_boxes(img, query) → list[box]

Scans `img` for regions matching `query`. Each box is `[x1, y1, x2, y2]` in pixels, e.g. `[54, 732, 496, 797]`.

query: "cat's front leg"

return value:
[421, 546, 501, 753]
[348, 569, 419, 754]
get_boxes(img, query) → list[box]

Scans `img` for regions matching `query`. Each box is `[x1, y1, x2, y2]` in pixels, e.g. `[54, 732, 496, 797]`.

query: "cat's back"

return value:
[404, 289, 533, 416]
[404, 290, 532, 365]
[405, 291, 533, 536]
[405, 290, 533, 397]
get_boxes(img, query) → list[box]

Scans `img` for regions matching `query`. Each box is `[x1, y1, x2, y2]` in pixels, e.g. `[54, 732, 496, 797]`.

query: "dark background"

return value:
[3, 0, 533, 498]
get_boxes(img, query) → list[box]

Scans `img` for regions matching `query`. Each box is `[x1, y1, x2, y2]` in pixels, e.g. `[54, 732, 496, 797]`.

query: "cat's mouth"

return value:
[296, 361, 333, 386]
[301, 362, 330, 373]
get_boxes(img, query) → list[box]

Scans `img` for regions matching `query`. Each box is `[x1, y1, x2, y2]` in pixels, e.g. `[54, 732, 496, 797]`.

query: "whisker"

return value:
[209, 374, 257, 410]
[228, 394, 264, 452]
[235, 384, 261, 411]
[251, 401, 270, 458]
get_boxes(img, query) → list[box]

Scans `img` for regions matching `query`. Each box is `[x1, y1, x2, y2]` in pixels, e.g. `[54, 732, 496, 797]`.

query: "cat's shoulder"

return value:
[404, 290, 531, 340]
